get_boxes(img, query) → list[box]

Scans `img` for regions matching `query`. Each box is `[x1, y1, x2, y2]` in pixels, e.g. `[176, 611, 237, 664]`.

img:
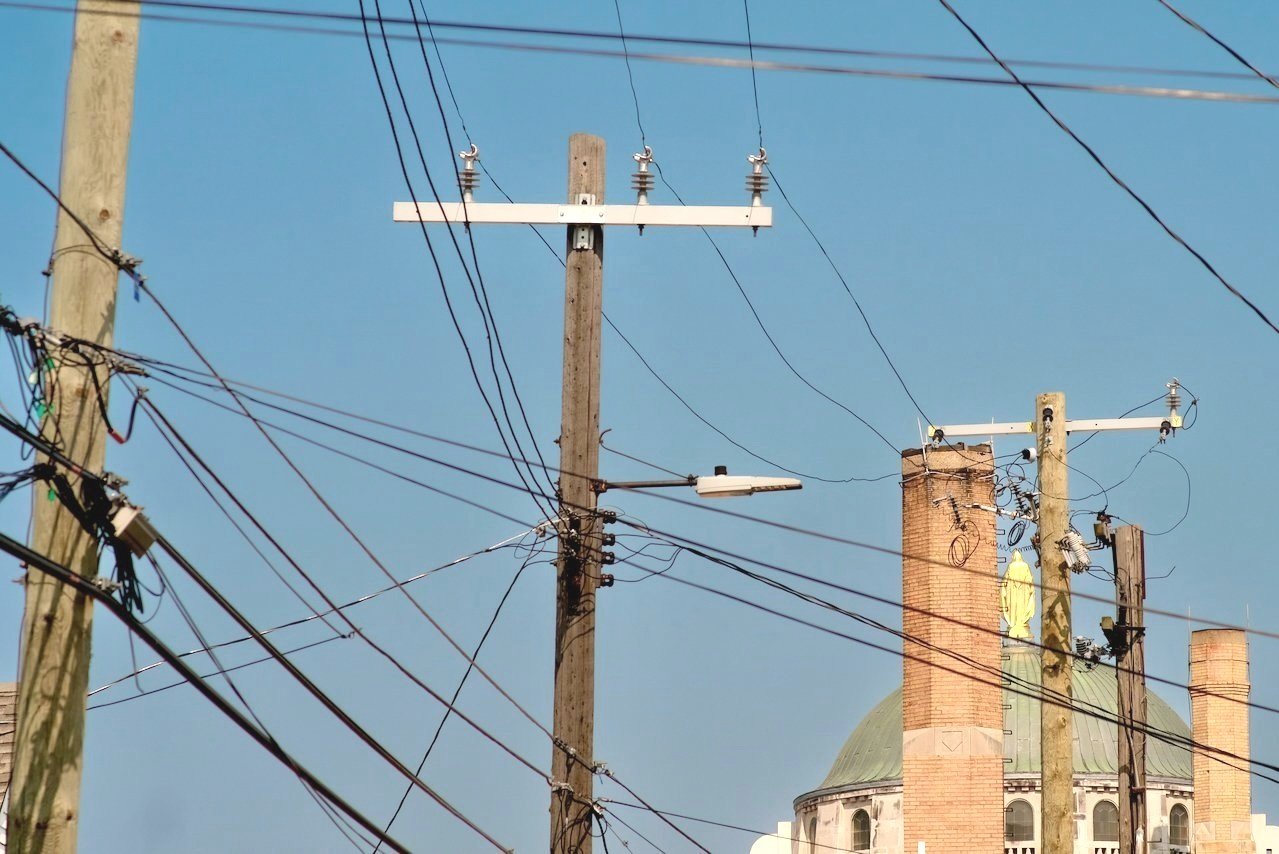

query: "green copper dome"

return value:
[807, 644, 1192, 798]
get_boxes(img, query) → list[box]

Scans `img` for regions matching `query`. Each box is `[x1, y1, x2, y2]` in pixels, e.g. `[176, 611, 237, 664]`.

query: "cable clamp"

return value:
[91, 576, 121, 594]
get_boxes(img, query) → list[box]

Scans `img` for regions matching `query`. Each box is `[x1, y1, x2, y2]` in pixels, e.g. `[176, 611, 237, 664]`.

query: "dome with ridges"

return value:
[801, 643, 1192, 802]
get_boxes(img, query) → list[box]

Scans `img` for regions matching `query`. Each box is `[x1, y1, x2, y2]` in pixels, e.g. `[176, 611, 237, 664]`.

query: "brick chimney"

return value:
[900, 444, 1003, 853]
[1190, 629, 1255, 853]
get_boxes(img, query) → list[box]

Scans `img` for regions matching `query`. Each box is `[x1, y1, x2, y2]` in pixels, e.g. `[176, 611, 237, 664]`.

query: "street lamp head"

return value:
[694, 466, 803, 499]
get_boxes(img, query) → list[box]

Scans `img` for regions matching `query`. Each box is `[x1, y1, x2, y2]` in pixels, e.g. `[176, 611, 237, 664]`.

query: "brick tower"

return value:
[900, 444, 1003, 853]
[1190, 629, 1256, 853]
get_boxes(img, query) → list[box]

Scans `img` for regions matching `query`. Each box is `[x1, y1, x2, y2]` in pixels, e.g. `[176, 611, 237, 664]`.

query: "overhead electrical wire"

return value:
[122, 376, 703, 852]
[372, 547, 546, 852]
[1153, 0, 1279, 90]
[57, 347, 1244, 643]
[355, 0, 557, 523]
[600, 796, 860, 854]
[379, 0, 558, 511]
[620, 553, 1279, 785]
[0, 328, 1245, 647]
[140, 548, 372, 851]
[606, 1, 901, 463]
[932, 0, 1279, 338]
[14, 0, 1279, 96]
[736, 0, 939, 445]
[378, 6, 855, 487]
[632, 525, 1279, 719]
[88, 524, 547, 702]
[0, 529, 416, 854]
[135, 393, 554, 769]
[152, 530, 518, 851]
[4, 392, 1259, 845]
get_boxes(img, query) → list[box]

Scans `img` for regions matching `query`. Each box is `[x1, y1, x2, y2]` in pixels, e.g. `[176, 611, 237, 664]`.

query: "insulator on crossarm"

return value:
[632, 146, 655, 234]
[746, 147, 769, 207]
[457, 143, 481, 202]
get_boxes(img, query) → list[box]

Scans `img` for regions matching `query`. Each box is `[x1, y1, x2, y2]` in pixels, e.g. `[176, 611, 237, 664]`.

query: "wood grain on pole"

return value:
[11, 3, 139, 852]
[1116, 525, 1147, 854]
[1036, 391, 1072, 854]
[550, 133, 605, 854]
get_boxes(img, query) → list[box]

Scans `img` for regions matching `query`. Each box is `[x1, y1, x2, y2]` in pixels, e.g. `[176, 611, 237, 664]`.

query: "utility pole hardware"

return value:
[11, 2, 140, 852]
[927, 383, 1181, 854]
[396, 135, 771, 853]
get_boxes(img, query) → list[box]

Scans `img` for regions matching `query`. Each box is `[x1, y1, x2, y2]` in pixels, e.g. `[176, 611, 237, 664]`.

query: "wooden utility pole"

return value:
[394, 133, 770, 853]
[550, 133, 605, 854]
[10, 3, 140, 852]
[929, 388, 1182, 854]
[1114, 525, 1147, 854]
[1035, 391, 1073, 854]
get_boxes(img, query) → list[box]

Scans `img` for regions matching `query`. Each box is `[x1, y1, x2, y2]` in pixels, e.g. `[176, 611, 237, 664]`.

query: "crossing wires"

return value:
[933, 0, 1279, 339]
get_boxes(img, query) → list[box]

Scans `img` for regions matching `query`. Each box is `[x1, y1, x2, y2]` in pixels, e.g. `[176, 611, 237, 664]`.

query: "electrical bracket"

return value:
[572, 193, 596, 251]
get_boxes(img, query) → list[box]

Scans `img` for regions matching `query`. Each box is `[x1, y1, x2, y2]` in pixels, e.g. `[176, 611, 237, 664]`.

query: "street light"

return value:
[595, 465, 803, 499]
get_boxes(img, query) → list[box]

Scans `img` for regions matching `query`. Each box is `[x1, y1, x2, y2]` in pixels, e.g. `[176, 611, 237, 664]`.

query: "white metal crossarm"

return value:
[392, 201, 772, 229]
[926, 415, 1182, 441]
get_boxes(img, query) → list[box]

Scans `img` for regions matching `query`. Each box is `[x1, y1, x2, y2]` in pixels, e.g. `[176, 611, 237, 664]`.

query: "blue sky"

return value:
[2, 1, 1278, 851]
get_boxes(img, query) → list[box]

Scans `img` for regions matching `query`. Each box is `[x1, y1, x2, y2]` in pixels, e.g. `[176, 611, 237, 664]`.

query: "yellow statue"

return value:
[1001, 549, 1035, 639]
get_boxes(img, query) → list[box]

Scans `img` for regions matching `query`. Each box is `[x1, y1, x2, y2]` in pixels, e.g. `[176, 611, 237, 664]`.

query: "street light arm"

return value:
[594, 477, 696, 493]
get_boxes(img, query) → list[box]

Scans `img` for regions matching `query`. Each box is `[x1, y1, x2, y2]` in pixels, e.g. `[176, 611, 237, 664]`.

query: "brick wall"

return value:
[1, 682, 14, 801]
[1190, 629, 1256, 853]
[900, 444, 1003, 854]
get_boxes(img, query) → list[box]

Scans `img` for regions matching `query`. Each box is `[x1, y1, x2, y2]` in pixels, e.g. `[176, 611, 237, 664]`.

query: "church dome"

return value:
[804, 643, 1192, 800]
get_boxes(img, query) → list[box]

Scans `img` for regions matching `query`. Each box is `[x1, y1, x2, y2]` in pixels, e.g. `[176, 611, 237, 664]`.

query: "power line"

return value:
[131, 394, 558, 774]
[605, 4, 898, 480]
[932, 0, 1279, 339]
[88, 356, 1256, 643]
[88, 524, 546, 701]
[625, 556, 1279, 785]
[0, 529, 416, 853]
[735, 4, 936, 433]
[1153, 0, 1279, 90]
[128, 389, 705, 850]
[355, 0, 558, 523]
[152, 530, 517, 851]
[381, 0, 559, 511]
[373, 547, 545, 851]
[9, 4, 1279, 105]
[9, 338, 1252, 647]
[381, 4, 866, 487]
[1, 321, 1254, 650]
[21, 0, 1279, 86]
[634, 525, 1279, 720]
[141, 549, 372, 852]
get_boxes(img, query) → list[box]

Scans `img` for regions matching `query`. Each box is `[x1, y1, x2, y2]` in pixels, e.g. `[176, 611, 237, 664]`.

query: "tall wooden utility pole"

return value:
[1114, 525, 1147, 854]
[928, 384, 1183, 854]
[394, 133, 771, 854]
[550, 132, 605, 854]
[11, 2, 140, 852]
[1035, 392, 1073, 854]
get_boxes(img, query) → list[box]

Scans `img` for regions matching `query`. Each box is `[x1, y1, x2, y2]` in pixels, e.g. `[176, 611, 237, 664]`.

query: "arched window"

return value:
[852, 809, 871, 851]
[1005, 799, 1034, 841]
[808, 816, 818, 854]
[1170, 804, 1190, 846]
[1093, 800, 1120, 842]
